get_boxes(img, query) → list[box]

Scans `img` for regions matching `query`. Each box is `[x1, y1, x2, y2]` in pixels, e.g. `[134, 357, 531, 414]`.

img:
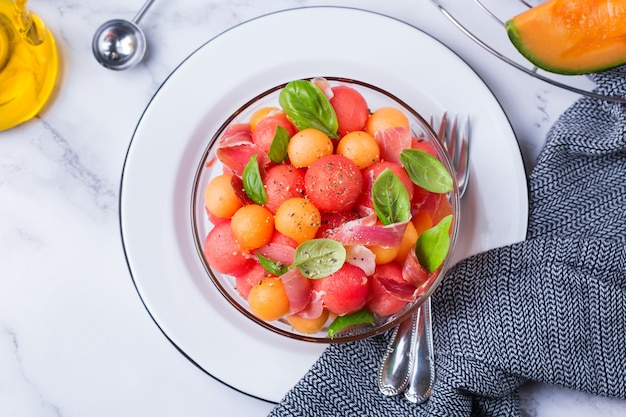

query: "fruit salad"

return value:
[200, 78, 455, 339]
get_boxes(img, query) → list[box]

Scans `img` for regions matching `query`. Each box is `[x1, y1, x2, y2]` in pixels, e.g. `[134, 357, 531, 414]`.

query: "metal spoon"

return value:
[92, 0, 155, 70]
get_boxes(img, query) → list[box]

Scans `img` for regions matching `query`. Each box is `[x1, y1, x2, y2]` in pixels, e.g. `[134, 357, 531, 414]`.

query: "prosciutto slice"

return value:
[322, 214, 408, 248]
[256, 242, 295, 266]
[312, 77, 334, 100]
[401, 250, 441, 298]
[280, 268, 312, 315]
[215, 123, 269, 177]
[377, 276, 418, 302]
[293, 289, 325, 319]
[374, 126, 412, 165]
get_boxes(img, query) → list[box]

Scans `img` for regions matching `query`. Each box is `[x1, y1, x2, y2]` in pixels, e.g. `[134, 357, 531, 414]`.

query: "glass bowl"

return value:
[191, 77, 460, 343]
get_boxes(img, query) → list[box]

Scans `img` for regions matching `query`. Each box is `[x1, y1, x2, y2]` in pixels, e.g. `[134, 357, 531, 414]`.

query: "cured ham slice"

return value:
[374, 127, 412, 165]
[373, 262, 417, 302]
[220, 123, 253, 146]
[322, 214, 408, 248]
[280, 268, 312, 315]
[293, 289, 325, 319]
[401, 250, 440, 298]
[367, 263, 411, 316]
[256, 241, 295, 266]
[312, 77, 334, 100]
[216, 123, 269, 177]
[377, 276, 418, 302]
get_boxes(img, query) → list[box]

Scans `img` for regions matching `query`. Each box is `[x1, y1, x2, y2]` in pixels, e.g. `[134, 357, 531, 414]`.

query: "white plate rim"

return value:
[119, 6, 529, 404]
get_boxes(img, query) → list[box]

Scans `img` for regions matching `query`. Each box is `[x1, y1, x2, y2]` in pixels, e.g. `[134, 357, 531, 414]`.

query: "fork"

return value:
[378, 112, 470, 403]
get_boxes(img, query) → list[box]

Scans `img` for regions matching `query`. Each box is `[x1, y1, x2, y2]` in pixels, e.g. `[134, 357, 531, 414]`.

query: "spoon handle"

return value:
[133, 0, 156, 24]
[378, 297, 436, 402]
[377, 309, 418, 396]
[404, 297, 435, 403]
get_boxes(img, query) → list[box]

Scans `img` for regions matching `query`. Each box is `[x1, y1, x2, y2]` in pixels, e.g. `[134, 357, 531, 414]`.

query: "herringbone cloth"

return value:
[268, 70, 626, 417]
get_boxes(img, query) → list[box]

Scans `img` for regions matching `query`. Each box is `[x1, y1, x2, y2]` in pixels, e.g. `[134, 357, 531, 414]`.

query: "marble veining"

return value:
[0, 326, 65, 417]
[38, 119, 118, 212]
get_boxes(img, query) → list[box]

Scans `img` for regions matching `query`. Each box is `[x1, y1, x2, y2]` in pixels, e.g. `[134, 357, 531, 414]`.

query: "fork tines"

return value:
[430, 111, 470, 197]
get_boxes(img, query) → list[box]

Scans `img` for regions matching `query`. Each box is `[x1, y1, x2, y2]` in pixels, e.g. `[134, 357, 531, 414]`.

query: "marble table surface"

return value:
[1, 0, 625, 416]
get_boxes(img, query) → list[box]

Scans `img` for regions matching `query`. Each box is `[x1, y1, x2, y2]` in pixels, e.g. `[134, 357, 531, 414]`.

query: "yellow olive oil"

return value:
[0, 0, 58, 131]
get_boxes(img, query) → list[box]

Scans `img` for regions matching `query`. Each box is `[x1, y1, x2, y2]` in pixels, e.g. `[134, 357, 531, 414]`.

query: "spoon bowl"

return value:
[92, 0, 155, 71]
[92, 19, 146, 70]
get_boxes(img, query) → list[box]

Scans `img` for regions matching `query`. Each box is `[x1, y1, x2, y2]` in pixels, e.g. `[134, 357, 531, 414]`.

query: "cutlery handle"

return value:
[404, 297, 435, 403]
[133, 0, 156, 24]
[378, 308, 418, 396]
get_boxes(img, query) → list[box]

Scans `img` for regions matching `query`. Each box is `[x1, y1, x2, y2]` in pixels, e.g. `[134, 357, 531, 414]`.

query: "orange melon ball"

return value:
[274, 197, 321, 244]
[369, 245, 400, 265]
[249, 106, 282, 131]
[230, 204, 275, 250]
[412, 210, 434, 235]
[287, 128, 333, 168]
[394, 221, 419, 263]
[336, 131, 380, 169]
[248, 277, 290, 321]
[286, 310, 330, 334]
[365, 107, 410, 136]
[204, 174, 242, 219]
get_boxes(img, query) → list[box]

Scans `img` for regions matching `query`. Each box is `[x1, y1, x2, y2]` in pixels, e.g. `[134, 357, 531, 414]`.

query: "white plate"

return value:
[120, 6, 528, 404]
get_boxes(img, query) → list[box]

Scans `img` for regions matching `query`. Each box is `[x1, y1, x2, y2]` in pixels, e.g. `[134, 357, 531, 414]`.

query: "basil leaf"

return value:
[268, 125, 290, 163]
[242, 155, 267, 205]
[328, 310, 375, 339]
[278, 80, 339, 139]
[372, 168, 411, 226]
[399, 148, 453, 193]
[256, 251, 289, 276]
[292, 238, 346, 279]
[415, 214, 453, 273]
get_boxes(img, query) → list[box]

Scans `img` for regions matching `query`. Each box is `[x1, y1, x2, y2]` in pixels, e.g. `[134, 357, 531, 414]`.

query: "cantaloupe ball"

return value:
[287, 128, 333, 168]
[230, 204, 275, 250]
[336, 131, 380, 169]
[287, 310, 330, 334]
[369, 245, 400, 265]
[274, 197, 321, 244]
[248, 278, 290, 321]
[204, 174, 242, 219]
[365, 107, 410, 136]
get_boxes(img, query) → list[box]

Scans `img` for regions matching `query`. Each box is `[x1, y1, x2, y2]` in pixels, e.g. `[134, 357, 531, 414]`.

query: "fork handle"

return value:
[404, 296, 435, 403]
[377, 309, 418, 396]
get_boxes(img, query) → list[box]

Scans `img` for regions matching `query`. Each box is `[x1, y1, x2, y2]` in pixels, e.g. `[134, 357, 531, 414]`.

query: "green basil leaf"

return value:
[278, 80, 339, 139]
[399, 148, 453, 193]
[292, 238, 346, 279]
[327, 310, 375, 339]
[372, 168, 411, 226]
[242, 154, 267, 205]
[415, 214, 453, 273]
[256, 251, 289, 276]
[268, 125, 290, 163]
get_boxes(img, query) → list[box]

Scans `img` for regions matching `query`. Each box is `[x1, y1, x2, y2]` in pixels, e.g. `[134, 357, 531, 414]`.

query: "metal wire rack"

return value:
[431, 0, 626, 103]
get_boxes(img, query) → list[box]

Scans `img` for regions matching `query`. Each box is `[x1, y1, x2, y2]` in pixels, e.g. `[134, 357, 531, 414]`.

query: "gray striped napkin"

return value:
[268, 69, 626, 417]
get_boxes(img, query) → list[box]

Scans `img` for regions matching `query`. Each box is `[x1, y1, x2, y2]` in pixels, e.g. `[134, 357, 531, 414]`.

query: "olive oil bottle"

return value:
[0, 0, 58, 131]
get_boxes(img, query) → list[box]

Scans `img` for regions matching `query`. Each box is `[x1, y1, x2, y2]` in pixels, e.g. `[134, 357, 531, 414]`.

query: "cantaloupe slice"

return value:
[505, 0, 626, 75]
